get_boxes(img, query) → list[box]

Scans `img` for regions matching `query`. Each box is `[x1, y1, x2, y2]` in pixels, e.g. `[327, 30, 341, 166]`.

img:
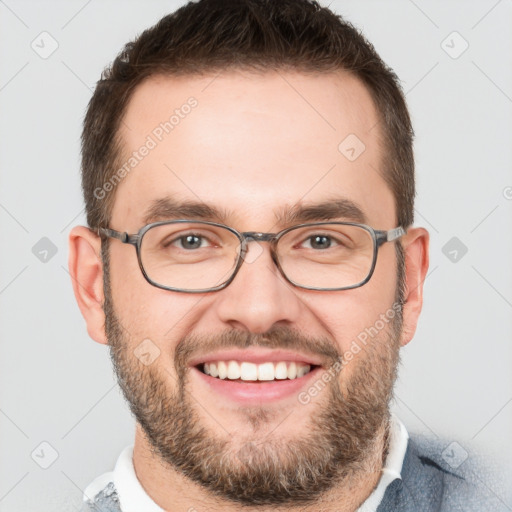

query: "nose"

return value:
[212, 241, 303, 333]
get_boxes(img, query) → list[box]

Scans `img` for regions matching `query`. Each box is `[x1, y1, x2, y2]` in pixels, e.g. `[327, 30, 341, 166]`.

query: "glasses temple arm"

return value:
[387, 226, 406, 241]
[375, 226, 406, 247]
[97, 227, 139, 245]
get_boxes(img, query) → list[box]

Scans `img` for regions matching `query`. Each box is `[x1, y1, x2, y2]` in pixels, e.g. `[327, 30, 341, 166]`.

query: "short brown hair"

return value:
[81, 0, 415, 230]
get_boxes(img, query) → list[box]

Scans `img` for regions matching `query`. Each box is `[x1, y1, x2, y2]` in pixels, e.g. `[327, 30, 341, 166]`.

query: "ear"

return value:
[399, 227, 429, 347]
[68, 226, 108, 345]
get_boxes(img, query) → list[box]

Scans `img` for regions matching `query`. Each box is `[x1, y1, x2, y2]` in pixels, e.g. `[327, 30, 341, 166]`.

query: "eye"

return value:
[172, 234, 209, 250]
[302, 234, 336, 250]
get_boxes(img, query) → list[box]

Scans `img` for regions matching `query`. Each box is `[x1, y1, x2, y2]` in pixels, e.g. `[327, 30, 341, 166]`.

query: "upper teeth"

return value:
[203, 361, 312, 381]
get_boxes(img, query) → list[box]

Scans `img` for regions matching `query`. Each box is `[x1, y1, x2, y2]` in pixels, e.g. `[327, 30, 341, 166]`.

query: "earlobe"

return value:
[68, 226, 108, 345]
[399, 227, 430, 347]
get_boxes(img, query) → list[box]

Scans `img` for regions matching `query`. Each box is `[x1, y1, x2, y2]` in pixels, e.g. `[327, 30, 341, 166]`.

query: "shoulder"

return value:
[81, 480, 122, 512]
[379, 434, 511, 512]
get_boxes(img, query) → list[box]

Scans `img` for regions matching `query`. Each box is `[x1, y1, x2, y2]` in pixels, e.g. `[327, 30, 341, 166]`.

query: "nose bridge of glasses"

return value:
[237, 231, 279, 264]
[239, 231, 278, 255]
[241, 231, 277, 243]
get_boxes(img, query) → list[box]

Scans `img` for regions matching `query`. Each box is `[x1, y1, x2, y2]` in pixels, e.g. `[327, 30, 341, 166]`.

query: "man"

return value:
[68, 1, 500, 510]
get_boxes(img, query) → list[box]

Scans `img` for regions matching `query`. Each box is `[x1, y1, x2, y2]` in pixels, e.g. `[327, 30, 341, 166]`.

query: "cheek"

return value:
[304, 247, 398, 354]
[108, 245, 209, 349]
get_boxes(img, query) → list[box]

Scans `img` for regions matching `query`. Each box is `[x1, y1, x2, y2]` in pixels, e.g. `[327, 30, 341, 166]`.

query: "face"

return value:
[103, 70, 404, 505]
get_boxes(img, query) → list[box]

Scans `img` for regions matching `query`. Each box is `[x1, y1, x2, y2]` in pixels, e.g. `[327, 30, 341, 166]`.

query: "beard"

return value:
[102, 244, 405, 507]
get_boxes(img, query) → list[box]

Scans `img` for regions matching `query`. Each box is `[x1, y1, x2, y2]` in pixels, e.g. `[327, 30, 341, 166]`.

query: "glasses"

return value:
[98, 220, 405, 293]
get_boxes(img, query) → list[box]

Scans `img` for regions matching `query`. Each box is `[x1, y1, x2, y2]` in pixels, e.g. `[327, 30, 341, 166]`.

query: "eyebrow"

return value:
[143, 198, 229, 225]
[275, 198, 367, 225]
[142, 197, 367, 228]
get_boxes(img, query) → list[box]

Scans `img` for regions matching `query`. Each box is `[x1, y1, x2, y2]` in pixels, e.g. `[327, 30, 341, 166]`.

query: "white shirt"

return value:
[83, 415, 408, 512]
[356, 415, 409, 511]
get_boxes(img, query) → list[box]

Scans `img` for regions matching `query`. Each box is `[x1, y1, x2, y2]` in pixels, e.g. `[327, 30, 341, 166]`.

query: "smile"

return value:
[189, 348, 324, 402]
[199, 360, 315, 381]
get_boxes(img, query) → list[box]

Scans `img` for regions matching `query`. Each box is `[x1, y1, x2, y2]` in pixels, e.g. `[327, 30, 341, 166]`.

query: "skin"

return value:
[69, 70, 429, 511]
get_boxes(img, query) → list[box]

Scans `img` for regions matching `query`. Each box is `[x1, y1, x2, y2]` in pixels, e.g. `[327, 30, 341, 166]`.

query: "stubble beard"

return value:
[102, 245, 404, 507]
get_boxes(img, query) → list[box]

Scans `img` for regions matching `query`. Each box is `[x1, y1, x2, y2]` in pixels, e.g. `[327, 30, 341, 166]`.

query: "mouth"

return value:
[196, 360, 318, 381]
[189, 349, 325, 403]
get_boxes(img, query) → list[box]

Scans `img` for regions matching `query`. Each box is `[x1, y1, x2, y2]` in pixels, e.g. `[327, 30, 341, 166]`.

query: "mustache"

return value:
[174, 325, 341, 377]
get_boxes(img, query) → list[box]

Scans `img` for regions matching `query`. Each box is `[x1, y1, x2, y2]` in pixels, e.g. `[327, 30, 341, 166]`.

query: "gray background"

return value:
[0, 0, 511, 510]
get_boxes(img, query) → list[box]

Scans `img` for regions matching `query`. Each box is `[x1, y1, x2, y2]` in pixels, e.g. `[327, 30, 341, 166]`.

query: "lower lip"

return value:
[191, 366, 322, 404]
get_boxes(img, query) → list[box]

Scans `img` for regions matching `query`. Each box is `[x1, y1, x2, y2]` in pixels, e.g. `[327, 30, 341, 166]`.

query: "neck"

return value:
[132, 422, 390, 512]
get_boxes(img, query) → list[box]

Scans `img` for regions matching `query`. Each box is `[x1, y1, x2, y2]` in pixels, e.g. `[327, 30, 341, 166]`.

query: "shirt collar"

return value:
[113, 445, 165, 512]
[356, 414, 409, 512]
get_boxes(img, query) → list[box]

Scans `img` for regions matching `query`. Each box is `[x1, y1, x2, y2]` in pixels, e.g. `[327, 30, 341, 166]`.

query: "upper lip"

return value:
[188, 348, 324, 367]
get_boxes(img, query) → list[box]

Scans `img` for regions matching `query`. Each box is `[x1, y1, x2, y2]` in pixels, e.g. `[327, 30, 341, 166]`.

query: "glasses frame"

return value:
[98, 220, 405, 293]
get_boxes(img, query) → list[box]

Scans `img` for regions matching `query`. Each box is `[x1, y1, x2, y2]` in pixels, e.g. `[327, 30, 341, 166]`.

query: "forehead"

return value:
[111, 70, 395, 230]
